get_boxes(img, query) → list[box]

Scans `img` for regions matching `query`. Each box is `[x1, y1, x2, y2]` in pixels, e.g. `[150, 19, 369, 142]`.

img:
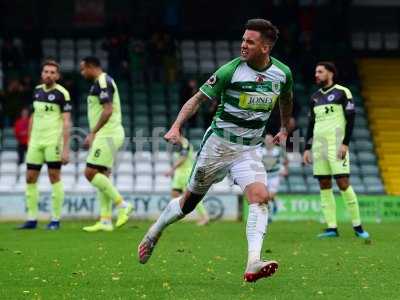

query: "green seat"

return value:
[360, 165, 379, 176]
[288, 165, 303, 175]
[188, 128, 205, 139]
[290, 184, 308, 193]
[288, 176, 305, 185]
[353, 128, 370, 139]
[351, 164, 360, 175]
[353, 184, 366, 193]
[357, 152, 376, 164]
[133, 92, 147, 102]
[365, 184, 385, 194]
[355, 140, 374, 151]
[363, 176, 382, 186]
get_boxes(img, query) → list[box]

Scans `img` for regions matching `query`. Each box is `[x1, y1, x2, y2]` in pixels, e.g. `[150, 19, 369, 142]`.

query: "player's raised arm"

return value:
[164, 91, 208, 144]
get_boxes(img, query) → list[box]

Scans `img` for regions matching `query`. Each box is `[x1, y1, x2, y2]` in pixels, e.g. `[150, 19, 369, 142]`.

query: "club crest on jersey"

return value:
[48, 94, 56, 101]
[327, 94, 335, 102]
[272, 82, 281, 93]
[255, 74, 266, 83]
[206, 74, 217, 86]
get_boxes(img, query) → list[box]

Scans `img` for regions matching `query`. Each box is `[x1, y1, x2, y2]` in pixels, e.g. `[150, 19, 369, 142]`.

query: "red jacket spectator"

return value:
[14, 108, 30, 146]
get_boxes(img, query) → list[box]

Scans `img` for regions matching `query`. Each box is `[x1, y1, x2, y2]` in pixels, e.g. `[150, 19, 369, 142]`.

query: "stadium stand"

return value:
[0, 38, 386, 194]
[359, 58, 400, 195]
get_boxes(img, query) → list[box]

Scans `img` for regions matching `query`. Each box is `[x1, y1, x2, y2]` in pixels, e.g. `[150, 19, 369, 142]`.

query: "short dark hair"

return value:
[245, 18, 279, 45]
[316, 61, 337, 78]
[82, 56, 101, 68]
[42, 59, 60, 72]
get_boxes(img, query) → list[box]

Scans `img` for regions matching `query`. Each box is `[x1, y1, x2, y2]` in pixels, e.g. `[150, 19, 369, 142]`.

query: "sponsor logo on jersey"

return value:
[345, 101, 355, 110]
[248, 95, 272, 106]
[255, 74, 266, 83]
[64, 103, 72, 111]
[48, 94, 56, 101]
[100, 91, 109, 99]
[272, 82, 281, 94]
[327, 94, 335, 102]
[206, 74, 217, 86]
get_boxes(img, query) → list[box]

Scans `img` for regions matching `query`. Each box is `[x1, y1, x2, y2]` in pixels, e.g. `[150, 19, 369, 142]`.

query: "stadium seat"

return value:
[355, 140, 374, 152]
[1, 151, 18, 162]
[360, 165, 380, 176]
[153, 151, 171, 162]
[14, 177, 26, 192]
[0, 175, 16, 192]
[76, 176, 95, 192]
[199, 60, 216, 74]
[63, 175, 76, 191]
[181, 48, 197, 60]
[134, 175, 153, 192]
[154, 175, 170, 192]
[182, 59, 198, 73]
[352, 184, 366, 193]
[154, 162, 170, 174]
[367, 32, 382, 50]
[133, 151, 152, 162]
[288, 165, 303, 175]
[308, 184, 320, 193]
[357, 152, 376, 164]
[351, 32, 366, 50]
[114, 162, 133, 175]
[116, 175, 134, 192]
[62, 163, 76, 175]
[0, 162, 17, 175]
[363, 176, 382, 186]
[365, 183, 385, 193]
[278, 180, 289, 193]
[384, 32, 399, 50]
[197, 40, 212, 49]
[135, 162, 152, 175]
[215, 40, 230, 50]
[353, 128, 370, 139]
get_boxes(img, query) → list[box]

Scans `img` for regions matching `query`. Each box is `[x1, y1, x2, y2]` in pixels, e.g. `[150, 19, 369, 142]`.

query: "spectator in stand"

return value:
[102, 33, 129, 78]
[148, 30, 167, 82]
[4, 79, 25, 124]
[163, 33, 178, 83]
[14, 107, 30, 164]
[180, 78, 198, 127]
[129, 40, 146, 84]
[1, 38, 23, 82]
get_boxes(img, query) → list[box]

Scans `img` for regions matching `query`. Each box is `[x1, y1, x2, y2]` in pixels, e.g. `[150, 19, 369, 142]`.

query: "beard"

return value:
[316, 79, 328, 87]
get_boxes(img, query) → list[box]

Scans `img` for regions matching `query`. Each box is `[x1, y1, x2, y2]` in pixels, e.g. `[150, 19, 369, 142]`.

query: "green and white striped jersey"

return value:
[199, 57, 293, 145]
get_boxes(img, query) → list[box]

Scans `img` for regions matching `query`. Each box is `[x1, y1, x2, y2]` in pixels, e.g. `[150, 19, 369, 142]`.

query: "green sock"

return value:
[26, 183, 39, 220]
[51, 181, 64, 221]
[340, 185, 361, 227]
[91, 173, 123, 205]
[195, 201, 207, 216]
[98, 190, 112, 221]
[320, 189, 337, 228]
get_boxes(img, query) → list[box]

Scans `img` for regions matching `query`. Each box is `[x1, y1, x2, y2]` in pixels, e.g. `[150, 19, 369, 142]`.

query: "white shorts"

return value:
[187, 130, 267, 195]
[267, 174, 281, 194]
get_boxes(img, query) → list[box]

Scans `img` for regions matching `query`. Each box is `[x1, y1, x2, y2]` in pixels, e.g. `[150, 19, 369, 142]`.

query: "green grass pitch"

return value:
[0, 221, 399, 299]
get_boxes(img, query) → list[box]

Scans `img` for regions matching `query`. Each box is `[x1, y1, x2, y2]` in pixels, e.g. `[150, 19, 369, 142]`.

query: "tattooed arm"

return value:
[172, 91, 208, 128]
[279, 91, 293, 131]
[272, 91, 293, 145]
[164, 91, 209, 143]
